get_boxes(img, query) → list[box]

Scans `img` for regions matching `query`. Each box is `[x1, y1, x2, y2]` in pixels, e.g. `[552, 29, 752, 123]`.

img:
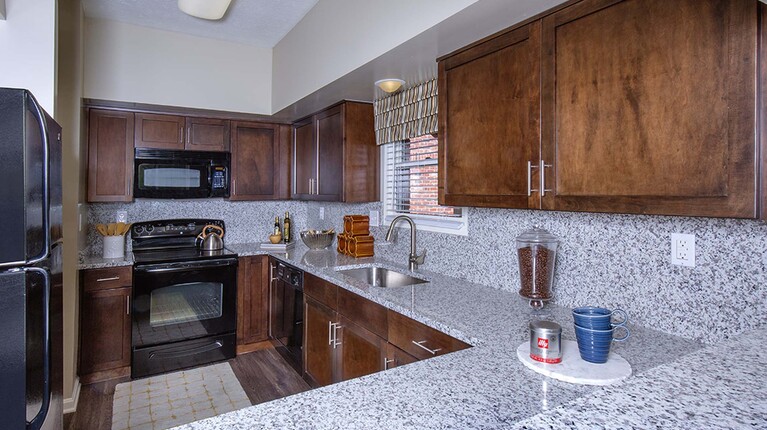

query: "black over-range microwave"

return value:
[133, 148, 230, 199]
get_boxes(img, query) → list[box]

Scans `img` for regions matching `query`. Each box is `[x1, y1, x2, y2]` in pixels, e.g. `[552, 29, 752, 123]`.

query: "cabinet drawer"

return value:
[304, 273, 337, 309]
[387, 310, 470, 360]
[82, 266, 133, 292]
[337, 288, 387, 339]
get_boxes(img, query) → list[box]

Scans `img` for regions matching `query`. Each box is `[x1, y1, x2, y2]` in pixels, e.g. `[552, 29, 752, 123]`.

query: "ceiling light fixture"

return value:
[178, 0, 233, 20]
[375, 79, 406, 93]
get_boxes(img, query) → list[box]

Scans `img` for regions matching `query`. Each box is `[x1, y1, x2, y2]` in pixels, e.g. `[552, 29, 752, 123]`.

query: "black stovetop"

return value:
[131, 218, 237, 264]
[132, 247, 238, 265]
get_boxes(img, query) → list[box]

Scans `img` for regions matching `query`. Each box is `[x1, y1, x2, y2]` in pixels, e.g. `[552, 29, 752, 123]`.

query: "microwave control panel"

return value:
[211, 166, 227, 189]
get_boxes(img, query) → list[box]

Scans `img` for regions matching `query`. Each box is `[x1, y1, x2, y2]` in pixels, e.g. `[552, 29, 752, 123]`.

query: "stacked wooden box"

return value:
[338, 215, 374, 258]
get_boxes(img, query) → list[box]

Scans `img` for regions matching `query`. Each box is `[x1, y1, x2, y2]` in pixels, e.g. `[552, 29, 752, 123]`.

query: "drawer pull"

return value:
[126, 295, 131, 315]
[412, 340, 442, 355]
[96, 276, 120, 282]
[332, 323, 342, 348]
[384, 357, 395, 370]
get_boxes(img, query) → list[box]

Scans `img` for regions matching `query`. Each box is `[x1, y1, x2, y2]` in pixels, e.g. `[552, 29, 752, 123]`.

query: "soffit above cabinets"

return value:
[81, 0, 319, 48]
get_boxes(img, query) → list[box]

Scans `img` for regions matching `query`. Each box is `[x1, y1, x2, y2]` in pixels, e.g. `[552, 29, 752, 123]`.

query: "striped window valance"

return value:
[374, 78, 438, 146]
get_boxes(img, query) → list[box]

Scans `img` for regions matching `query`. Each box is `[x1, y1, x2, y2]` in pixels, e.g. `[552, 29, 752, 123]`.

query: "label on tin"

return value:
[530, 353, 562, 364]
[537, 338, 549, 349]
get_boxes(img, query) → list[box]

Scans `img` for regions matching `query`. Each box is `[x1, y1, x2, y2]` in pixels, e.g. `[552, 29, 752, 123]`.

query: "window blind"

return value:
[383, 135, 462, 218]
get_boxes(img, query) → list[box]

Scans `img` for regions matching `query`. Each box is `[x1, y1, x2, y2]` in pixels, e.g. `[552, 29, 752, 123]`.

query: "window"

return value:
[381, 134, 468, 235]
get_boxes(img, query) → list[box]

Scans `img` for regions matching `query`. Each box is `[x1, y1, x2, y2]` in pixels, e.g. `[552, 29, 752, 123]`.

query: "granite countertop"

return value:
[163, 242, 763, 429]
[78, 252, 134, 270]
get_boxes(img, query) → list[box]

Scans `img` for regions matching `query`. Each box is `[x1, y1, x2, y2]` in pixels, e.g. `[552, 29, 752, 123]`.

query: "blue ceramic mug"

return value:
[572, 306, 628, 330]
[574, 324, 630, 364]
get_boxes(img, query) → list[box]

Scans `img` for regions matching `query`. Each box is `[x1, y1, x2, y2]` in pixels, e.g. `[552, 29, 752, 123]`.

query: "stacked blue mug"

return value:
[572, 306, 630, 364]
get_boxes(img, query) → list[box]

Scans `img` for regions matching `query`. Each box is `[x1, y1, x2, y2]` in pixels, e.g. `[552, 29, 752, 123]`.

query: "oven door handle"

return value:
[134, 258, 238, 273]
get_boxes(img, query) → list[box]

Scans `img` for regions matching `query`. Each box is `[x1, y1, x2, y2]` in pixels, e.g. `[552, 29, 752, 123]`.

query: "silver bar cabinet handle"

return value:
[412, 340, 442, 355]
[332, 324, 342, 348]
[126, 295, 131, 315]
[527, 161, 532, 196]
[384, 357, 395, 370]
[96, 276, 120, 282]
[268, 263, 275, 338]
[540, 160, 552, 197]
[328, 321, 334, 345]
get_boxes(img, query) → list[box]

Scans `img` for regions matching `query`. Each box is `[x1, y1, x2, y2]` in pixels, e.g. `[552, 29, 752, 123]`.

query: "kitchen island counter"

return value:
[169, 243, 762, 429]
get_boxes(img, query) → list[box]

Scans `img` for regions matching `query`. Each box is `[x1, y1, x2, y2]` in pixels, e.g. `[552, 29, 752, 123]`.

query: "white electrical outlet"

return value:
[671, 233, 695, 267]
[319, 207, 325, 220]
[369, 210, 380, 227]
[116, 210, 128, 223]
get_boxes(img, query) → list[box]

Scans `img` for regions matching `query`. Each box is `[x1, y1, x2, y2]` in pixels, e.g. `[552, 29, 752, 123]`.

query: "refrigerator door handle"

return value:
[23, 94, 51, 266]
[25, 267, 50, 430]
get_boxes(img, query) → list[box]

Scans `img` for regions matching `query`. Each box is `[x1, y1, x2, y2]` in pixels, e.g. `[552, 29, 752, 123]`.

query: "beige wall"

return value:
[55, 0, 85, 409]
[0, 0, 57, 111]
[83, 19, 272, 114]
[271, 0, 477, 112]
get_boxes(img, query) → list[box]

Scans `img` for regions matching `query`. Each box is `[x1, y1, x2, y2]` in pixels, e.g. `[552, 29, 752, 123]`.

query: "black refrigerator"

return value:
[0, 88, 63, 430]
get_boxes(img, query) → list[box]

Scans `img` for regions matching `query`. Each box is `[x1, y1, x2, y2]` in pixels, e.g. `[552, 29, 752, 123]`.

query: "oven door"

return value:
[132, 258, 237, 349]
[133, 157, 212, 199]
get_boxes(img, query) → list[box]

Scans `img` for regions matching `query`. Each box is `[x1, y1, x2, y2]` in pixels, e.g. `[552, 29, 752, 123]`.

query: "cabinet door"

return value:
[303, 297, 336, 387]
[540, 0, 758, 217]
[236, 256, 268, 348]
[134, 113, 185, 150]
[315, 106, 344, 201]
[79, 287, 131, 376]
[293, 117, 316, 198]
[384, 343, 418, 370]
[87, 109, 134, 202]
[341, 102, 378, 202]
[186, 117, 230, 152]
[438, 21, 541, 209]
[230, 121, 290, 200]
[336, 316, 386, 382]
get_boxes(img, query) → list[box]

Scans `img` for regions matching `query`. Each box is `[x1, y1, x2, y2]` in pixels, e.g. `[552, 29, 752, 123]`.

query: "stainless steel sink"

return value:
[336, 266, 428, 288]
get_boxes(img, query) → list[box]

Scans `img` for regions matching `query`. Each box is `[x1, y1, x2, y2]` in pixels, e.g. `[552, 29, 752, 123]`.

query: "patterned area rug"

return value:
[111, 362, 251, 430]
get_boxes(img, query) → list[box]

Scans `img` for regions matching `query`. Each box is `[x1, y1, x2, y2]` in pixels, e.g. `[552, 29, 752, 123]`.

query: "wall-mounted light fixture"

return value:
[178, 0, 233, 20]
[375, 79, 406, 93]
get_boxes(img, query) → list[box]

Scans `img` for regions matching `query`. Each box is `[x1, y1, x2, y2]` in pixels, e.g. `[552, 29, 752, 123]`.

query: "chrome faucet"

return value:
[385, 215, 426, 271]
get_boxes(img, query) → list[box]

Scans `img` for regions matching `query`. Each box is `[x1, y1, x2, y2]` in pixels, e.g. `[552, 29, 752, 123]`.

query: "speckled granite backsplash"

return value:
[305, 202, 767, 345]
[87, 200, 765, 344]
[87, 200, 309, 254]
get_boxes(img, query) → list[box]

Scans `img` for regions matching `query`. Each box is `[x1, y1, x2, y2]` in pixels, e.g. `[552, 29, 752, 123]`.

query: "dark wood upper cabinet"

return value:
[186, 117, 230, 152]
[540, 0, 758, 218]
[438, 21, 541, 209]
[134, 113, 185, 150]
[87, 109, 134, 202]
[438, 0, 762, 219]
[292, 101, 378, 202]
[236, 255, 269, 352]
[229, 121, 291, 200]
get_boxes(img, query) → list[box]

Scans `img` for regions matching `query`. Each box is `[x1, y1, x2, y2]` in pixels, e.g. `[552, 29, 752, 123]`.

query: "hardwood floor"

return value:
[64, 348, 311, 430]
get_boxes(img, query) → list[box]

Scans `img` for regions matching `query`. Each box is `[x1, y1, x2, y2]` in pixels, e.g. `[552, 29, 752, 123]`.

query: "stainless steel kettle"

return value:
[198, 224, 225, 251]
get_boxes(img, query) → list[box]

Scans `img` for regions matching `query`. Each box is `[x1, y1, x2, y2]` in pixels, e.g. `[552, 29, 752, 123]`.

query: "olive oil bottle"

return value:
[283, 211, 292, 243]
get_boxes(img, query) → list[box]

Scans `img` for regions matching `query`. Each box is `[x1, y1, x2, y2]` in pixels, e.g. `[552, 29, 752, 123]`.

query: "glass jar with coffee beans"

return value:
[516, 227, 559, 309]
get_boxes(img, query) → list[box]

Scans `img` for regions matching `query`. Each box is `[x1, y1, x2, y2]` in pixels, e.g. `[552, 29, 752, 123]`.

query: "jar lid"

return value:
[516, 226, 559, 244]
[529, 320, 562, 333]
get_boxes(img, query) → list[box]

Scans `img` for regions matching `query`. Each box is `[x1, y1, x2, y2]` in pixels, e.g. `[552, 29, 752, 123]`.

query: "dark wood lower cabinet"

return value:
[303, 278, 470, 388]
[236, 256, 270, 354]
[385, 343, 418, 370]
[337, 316, 386, 381]
[304, 297, 336, 387]
[79, 286, 131, 384]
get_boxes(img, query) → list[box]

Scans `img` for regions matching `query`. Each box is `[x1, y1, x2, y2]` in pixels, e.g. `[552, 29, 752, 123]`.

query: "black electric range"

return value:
[130, 219, 239, 379]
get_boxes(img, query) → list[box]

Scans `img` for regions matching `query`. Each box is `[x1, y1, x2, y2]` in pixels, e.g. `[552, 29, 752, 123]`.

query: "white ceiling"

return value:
[81, 0, 319, 48]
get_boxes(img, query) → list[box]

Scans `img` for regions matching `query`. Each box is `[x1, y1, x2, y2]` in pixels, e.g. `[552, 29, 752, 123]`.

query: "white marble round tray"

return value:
[516, 340, 632, 386]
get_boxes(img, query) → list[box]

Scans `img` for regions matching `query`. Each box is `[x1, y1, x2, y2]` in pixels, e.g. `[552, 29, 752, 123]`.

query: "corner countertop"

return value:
[162, 242, 763, 430]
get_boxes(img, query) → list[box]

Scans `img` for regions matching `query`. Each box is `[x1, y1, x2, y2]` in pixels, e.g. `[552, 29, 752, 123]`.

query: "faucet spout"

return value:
[385, 215, 426, 271]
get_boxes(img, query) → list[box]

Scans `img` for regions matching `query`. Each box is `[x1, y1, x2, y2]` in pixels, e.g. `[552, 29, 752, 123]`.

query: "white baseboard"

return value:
[63, 378, 81, 414]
